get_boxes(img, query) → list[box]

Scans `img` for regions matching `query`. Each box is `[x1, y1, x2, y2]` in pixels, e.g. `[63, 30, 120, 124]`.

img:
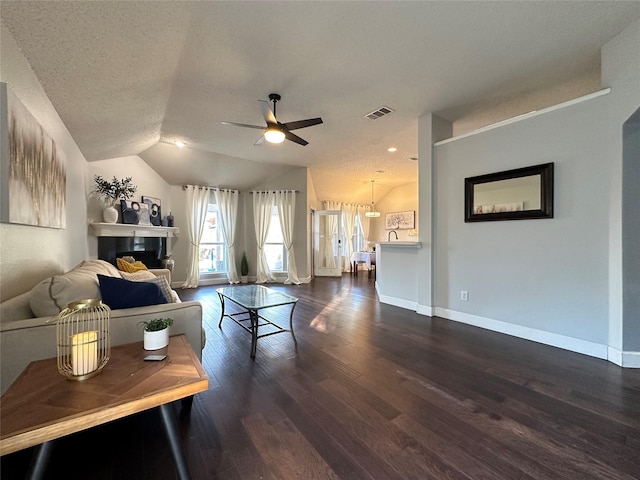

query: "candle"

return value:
[71, 331, 98, 376]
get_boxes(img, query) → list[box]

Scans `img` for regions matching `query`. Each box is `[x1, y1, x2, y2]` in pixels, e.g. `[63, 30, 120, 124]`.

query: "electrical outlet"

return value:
[461, 290, 469, 301]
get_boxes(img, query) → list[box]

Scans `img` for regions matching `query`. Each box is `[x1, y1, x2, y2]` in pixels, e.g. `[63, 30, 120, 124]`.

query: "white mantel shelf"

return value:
[376, 241, 422, 247]
[90, 223, 179, 238]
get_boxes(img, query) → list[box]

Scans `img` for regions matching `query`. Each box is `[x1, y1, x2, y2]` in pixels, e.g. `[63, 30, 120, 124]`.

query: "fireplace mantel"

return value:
[90, 223, 179, 238]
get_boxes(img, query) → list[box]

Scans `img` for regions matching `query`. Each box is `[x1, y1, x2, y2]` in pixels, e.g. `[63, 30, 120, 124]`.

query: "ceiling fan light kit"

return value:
[222, 93, 323, 146]
[264, 128, 285, 144]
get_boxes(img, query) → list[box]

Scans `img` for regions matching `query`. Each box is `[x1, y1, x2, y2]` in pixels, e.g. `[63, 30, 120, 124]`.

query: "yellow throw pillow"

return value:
[116, 257, 148, 273]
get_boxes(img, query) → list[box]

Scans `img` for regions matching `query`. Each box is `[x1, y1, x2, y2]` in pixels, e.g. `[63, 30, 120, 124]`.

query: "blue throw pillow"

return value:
[98, 274, 167, 310]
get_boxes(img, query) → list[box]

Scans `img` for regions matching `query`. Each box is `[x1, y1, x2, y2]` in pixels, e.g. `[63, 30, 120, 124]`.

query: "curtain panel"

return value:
[214, 189, 240, 284]
[253, 191, 275, 284]
[182, 185, 211, 288]
[275, 190, 300, 284]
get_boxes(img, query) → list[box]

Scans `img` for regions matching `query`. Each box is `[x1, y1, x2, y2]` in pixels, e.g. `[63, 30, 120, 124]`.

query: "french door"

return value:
[313, 210, 342, 277]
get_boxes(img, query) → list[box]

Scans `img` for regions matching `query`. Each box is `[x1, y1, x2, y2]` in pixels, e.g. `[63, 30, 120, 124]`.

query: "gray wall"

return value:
[434, 96, 611, 344]
[623, 111, 640, 350]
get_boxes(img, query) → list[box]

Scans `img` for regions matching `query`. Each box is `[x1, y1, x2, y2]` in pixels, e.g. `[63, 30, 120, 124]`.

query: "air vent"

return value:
[365, 106, 394, 120]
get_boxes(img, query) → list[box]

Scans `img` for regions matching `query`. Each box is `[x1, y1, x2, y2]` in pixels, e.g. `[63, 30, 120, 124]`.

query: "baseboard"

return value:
[416, 304, 434, 316]
[607, 346, 640, 367]
[434, 307, 610, 361]
[376, 290, 418, 311]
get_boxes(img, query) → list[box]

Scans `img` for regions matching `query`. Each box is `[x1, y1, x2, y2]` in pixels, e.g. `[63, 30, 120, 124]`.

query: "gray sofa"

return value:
[0, 259, 204, 394]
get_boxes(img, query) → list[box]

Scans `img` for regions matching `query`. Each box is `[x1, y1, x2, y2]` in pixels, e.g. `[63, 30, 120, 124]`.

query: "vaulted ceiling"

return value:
[1, 1, 638, 204]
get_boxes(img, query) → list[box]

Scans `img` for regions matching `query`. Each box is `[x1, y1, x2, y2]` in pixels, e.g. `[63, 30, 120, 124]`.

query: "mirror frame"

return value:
[464, 162, 554, 222]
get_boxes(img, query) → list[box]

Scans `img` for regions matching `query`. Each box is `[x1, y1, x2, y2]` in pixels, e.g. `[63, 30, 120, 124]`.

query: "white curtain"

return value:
[214, 189, 240, 284]
[182, 186, 210, 288]
[357, 205, 371, 245]
[341, 203, 358, 272]
[275, 190, 300, 284]
[253, 191, 275, 284]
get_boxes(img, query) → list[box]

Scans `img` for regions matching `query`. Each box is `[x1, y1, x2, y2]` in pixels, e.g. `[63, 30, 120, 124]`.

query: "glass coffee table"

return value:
[216, 285, 298, 357]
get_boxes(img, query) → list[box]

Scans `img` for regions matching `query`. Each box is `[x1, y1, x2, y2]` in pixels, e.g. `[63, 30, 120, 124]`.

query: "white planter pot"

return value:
[103, 205, 118, 223]
[144, 328, 169, 350]
[240, 276, 248, 284]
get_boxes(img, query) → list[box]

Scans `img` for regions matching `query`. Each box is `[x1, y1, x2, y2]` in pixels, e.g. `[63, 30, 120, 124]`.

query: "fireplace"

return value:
[98, 237, 166, 268]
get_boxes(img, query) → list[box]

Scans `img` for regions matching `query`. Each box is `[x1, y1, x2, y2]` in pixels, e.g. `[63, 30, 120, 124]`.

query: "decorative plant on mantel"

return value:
[94, 175, 137, 224]
[93, 175, 137, 205]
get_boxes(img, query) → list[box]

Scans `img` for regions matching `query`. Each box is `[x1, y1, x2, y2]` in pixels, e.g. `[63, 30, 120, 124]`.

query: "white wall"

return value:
[0, 22, 89, 301]
[87, 155, 173, 259]
[369, 183, 418, 242]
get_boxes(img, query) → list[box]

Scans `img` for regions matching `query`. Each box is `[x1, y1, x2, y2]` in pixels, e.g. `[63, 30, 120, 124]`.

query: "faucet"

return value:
[388, 230, 398, 241]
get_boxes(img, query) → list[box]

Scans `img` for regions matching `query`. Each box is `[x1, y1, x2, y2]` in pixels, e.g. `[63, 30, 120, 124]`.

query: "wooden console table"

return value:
[0, 334, 208, 479]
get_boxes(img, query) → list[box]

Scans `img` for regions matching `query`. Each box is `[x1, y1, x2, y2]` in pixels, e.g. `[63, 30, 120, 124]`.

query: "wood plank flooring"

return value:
[2, 275, 639, 479]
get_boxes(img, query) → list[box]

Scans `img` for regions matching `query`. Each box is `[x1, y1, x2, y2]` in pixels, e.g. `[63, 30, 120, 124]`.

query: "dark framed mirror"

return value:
[465, 162, 554, 222]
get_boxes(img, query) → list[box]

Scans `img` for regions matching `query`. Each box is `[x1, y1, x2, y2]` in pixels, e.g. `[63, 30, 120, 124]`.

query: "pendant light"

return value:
[365, 180, 380, 217]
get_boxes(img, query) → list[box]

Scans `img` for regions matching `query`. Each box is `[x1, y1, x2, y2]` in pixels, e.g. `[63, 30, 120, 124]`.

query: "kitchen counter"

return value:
[375, 241, 422, 311]
[375, 241, 421, 247]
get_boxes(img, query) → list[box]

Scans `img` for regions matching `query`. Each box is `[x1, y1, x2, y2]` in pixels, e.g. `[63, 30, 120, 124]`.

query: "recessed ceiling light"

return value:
[175, 141, 186, 148]
[387, 147, 397, 152]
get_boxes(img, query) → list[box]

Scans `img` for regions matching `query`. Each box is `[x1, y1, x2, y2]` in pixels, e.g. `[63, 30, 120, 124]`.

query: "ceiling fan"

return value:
[221, 93, 323, 146]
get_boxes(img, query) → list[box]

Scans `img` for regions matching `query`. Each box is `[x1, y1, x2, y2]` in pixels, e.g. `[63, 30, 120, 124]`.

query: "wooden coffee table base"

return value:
[1, 335, 208, 480]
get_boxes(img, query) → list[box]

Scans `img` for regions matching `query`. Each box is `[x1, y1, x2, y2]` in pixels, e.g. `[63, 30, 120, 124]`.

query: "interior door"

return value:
[313, 210, 342, 277]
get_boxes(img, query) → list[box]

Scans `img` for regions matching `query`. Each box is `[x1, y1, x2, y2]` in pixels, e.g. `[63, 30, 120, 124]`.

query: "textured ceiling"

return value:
[1, 1, 639, 204]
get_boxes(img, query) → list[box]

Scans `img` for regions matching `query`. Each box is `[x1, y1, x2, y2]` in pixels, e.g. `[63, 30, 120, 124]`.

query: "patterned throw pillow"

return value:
[116, 258, 148, 273]
[119, 270, 174, 303]
[119, 270, 156, 281]
[143, 276, 174, 304]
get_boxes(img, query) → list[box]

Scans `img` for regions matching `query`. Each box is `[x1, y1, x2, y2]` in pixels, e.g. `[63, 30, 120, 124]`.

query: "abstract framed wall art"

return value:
[0, 83, 66, 228]
[142, 195, 162, 226]
[120, 200, 151, 226]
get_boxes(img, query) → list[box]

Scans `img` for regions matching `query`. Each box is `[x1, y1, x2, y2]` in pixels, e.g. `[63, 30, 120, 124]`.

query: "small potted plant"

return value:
[240, 252, 249, 283]
[93, 175, 137, 223]
[139, 318, 173, 350]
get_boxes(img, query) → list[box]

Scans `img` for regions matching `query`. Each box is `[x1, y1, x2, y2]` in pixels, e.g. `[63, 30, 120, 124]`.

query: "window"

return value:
[265, 206, 286, 271]
[199, 204, 227, 274]
[352, 215, 366, 252]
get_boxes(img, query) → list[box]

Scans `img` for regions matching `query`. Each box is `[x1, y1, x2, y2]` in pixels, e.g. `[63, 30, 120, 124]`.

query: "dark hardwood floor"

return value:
[2, 275, 640, 479]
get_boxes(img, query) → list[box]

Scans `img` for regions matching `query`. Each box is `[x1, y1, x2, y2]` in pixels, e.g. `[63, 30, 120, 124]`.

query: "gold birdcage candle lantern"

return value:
[51, 299, 111, 380]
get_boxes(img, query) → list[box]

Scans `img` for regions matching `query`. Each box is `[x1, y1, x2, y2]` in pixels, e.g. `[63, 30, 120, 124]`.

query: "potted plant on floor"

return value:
[240, 252, 249, 284]
[94, 175, 137, 223]
[139, 318, 173, 350]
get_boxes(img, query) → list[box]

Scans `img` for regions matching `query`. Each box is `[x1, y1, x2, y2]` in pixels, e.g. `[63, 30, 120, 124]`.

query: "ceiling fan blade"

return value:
[282, 117, 323, 131]
[259, 100, 277, 125]
[284, 130, 309, 146]
[221, 121, 265, 130]
[254, 135, 266, 146]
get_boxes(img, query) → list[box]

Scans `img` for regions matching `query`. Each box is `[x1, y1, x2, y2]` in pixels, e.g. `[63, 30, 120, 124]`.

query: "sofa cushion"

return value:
[119, 270, 156, 281]
[98, 274, 167, 310]
[30, 260, 121, 317]
[119, 271, 174, 304]
[116, 258, 148, 273]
